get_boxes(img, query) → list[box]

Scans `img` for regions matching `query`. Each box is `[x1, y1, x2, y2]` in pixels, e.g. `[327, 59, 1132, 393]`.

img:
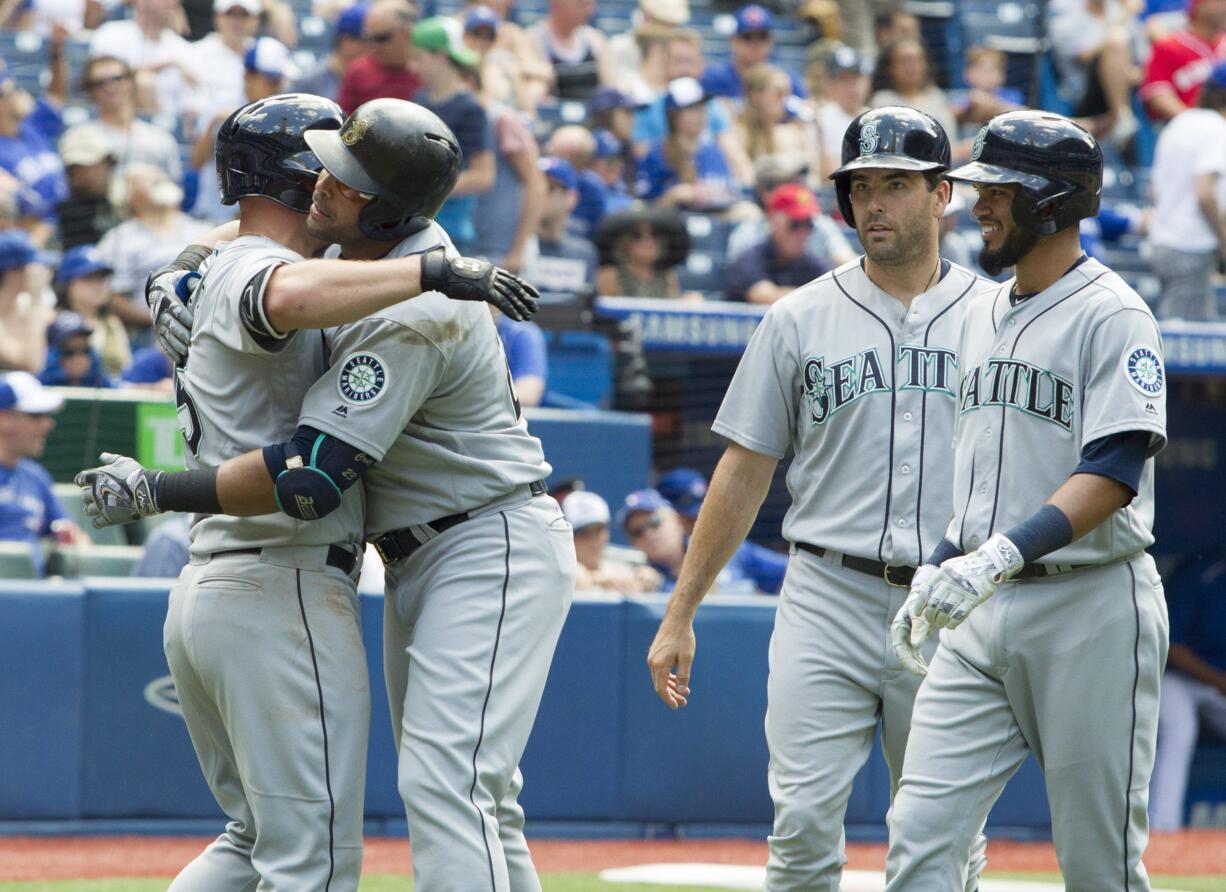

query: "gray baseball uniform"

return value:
[295, 233, 575, 892]
[165, 235, 370, 892]
[712, 257, 992, 891]
[886, 256, 1169, 890]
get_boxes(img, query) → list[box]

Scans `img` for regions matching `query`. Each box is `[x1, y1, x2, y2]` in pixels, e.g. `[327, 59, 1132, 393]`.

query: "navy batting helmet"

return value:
[947, 111, 1102, 236]
[303, 98, 462, 241]
[216, 93, 344, 212]
[829, 106, 950, 227]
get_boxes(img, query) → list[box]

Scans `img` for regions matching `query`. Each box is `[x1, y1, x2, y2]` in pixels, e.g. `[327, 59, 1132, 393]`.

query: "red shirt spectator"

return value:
[337, 0, 420, 113]
[1141, 0, 1226, 121]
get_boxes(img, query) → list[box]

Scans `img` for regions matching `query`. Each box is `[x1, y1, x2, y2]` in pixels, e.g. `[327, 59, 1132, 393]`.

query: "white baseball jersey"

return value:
[179, 235, 365, 555]
[299, 226, 551, 539]
[713, 258, 996, 567]
[946, 255, 1167, 565]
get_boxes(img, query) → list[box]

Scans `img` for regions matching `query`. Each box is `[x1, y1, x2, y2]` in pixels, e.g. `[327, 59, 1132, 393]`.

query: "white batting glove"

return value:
[891, 565, 939, 676]
[920, 534, 1025, 631]
[74, 452, 164, 528]
[146, 269, 199, 366]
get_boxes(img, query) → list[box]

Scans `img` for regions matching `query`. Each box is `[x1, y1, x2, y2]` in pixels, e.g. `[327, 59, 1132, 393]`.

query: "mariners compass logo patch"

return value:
[859, 121, 879, 155]
[1123, 345, 1164, 397]
[338, 352, 388, 405]
[341, 116, 370, 146]
[970, 128, 986, 161]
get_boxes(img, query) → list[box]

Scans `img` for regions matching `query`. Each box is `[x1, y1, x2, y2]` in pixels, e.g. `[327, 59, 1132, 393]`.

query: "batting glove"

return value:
[920, 534, 1025, 631]
[420, 247, 540, 321]
[891, 565, 939, 676]
[146, 269, 199, 366]
[74, 453, 164, 528]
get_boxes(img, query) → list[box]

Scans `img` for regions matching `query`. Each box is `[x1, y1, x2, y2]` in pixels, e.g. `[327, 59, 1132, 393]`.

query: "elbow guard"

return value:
[263, 426, 375, 521]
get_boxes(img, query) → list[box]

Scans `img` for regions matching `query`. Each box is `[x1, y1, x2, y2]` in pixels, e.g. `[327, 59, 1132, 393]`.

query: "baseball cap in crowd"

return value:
[734, 3, 773, 35]
[827, 44, 870, 76]
[56, 245, 112, 285]
[464, 5, 501, 34]
[59, 124, 115, 167]
[1208, 59, 1226, 90]
[664, 76, 705, 112]
[0, 371, 63, 414]
[616, 488, 671, 530]
[586, 86, 634, 118]
[412, 16, 480, 67]
[639, 0, 689, 26]
[592, 129, 624, 159]
[539, 155, 578, 190]
[562, 490, 612, 531]
[768, 183, 820, 220]
[214, 0, 261, 14]
[47, 312, 93, 348]
[336, 2, 369, 37]
[655, 468, 707, 519]
[0, 230, 51, 272]
[244, 36, 295, 79]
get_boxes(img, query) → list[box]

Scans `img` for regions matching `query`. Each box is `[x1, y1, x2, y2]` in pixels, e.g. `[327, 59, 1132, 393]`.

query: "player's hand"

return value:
[891, 565, 938, 676]
[920, 534, 1025, 631]
[146, 269, 200, 366]
[74, 452, 164, 528]
[419, 247, 540, 321]
[647, 613, 695, 709]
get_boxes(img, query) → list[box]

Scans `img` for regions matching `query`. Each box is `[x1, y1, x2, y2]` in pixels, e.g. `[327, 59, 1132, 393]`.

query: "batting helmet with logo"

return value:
[829, 106, 951, 227]
[216, 93, 344, 212]
[947, 111, 1102, 236]
[303, 98, 463, 241]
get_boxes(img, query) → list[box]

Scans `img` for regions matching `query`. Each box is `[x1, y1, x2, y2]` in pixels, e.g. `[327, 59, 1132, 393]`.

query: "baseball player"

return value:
[646, 107, 990, 891]
[81, 99, 574, 892]
[887, 112, 1169, 890]
[76, 95, 538, 892]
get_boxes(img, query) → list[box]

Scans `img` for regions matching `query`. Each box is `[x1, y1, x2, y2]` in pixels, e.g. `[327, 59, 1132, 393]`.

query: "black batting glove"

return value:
[420, 247, 540, 322]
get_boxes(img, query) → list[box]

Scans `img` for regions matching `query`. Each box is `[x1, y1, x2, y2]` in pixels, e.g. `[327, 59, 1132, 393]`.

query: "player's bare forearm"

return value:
[666, 442, 778, 621]
[1167, 643, 1226, 692]
[264, 255, 426, 332]
[215, 450, 279, 516]
[1045, 472, 1133, 540]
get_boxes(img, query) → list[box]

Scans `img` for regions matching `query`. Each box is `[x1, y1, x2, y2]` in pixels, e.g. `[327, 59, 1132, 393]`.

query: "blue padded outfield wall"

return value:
[0, 582, 1052, 834]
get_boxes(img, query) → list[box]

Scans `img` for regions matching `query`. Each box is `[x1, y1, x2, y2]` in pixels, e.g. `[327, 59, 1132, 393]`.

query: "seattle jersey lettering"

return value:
[959, 358, 1074, 430]
[898, 345, 958, 393]
[802, 348, 890, 425]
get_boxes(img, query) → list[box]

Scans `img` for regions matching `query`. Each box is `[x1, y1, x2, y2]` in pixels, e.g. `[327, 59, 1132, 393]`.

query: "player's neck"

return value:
[862, 250, 941, 308]
[337, 239, 397, 261]
[1013, 229, 1083, 296]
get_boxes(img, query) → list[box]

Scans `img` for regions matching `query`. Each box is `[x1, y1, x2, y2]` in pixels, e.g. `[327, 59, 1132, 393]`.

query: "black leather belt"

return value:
[373, 480, 548, 565]
[1011, 562, 1091, 580]
[796, 542, 916, 587]
[211, 544, 358, 575]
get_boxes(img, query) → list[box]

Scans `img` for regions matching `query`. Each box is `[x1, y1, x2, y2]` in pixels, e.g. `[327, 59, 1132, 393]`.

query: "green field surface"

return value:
[0, 874, 1222, 892]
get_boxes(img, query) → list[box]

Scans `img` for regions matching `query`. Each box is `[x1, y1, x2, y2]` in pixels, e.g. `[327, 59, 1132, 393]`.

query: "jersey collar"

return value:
[997, 255, 1110, 322]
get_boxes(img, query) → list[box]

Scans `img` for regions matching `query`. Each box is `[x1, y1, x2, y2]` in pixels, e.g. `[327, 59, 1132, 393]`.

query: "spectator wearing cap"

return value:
[732, 64, 810, 164]
[544, 125, 609, 238]
[656, 466, 787, 594]
[0, 230, 55, 374]
[289, 3, 370, 101]
[89, 0, 196, 119]
[70, 57, 182, 185]
[0, 371, 87, 574]
[188, 0, 263, 129]
[525, 156, 600, 299]
[584, 129, 635, 216]
[869, 37, 956, 144]
[1150, 61, 1226, 320]
[634, 77, 746, 212]
[608, 0, 690, 91]
[40, 312, 113, 388]
[0, 58, 69, 233]
[725, 183, 831, 303]
[529, 0, 614, 102]
[55, 245, 130, 375]
[338, 0, 421, 115]
[810, 44, 871, 180]
[456, 0, 556, 111]
[411, 16, 493, 251]
[595, 204, 700, 299]
[726, 154, 855, 267]
[618, 488, 755, 594]
[587, 86, 637, 150]
[1142, 0, 1226, 122]
[55, 125, 119, 251]
[100, 164, 211, 328]
[700, 5, 807, 104]
[565, 490, 663, 592]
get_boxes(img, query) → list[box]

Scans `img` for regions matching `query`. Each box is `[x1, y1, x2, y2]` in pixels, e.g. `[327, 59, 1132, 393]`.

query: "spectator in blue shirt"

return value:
[121, 346, 173, 389]
[495, 310, 548, 407]
[1149, 553, 1226, 830]
[0, 58, 68, 226]
[40, 312, 114, 389]
[699, 5, 806, 102]
[0, 371, 86, 574]
[583, 129, 635, 218]
[725, 183, 830, 303]
[656, 467, 787, 594]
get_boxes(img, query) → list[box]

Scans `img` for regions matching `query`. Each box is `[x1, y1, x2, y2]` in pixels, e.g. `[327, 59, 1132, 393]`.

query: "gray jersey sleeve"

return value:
[1081, 307, 1167, 457]
[201, 237, 302, 355]
[711, 306, 798, 459]
[298, 315, 448, 461]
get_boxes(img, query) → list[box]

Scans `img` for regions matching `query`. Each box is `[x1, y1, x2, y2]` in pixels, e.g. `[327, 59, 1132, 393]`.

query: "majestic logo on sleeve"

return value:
[803, 349, 889, 425]
[338, 352, 388, 405]
[1123, 345, 1164, 397]
[898, 345, 958, 394]
[960, 359, 1074, 430]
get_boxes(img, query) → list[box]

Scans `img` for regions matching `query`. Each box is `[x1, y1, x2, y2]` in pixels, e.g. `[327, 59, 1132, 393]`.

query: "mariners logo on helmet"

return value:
[1124, 346, 1164, 397]
[341, 116, 370, 146]
[859, 121, 879, 155]
[970, 127, 986, 161]
[338, 352, 388, 405]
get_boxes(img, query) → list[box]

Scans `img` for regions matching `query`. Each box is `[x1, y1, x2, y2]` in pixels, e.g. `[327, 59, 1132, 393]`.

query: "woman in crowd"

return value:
[594, 204, 698, 299]
[869, 36, 957, 140]
[732, 64, 810, 165]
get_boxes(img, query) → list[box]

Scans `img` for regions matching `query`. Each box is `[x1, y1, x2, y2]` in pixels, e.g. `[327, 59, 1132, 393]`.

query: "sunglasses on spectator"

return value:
[788, 218, 814, 232]
[469, 27, 496, 40]
[367, 31, 397, 42]
[738, 30, 771, 42]
[628, 227, 658, 241]
[59, 346, 91, 358]
[86, 72, 131, 89]
[626, 514, 662, 538]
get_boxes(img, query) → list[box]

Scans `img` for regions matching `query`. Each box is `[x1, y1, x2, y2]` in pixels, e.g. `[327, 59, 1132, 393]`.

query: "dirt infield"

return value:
[0, 831, 1222, 882]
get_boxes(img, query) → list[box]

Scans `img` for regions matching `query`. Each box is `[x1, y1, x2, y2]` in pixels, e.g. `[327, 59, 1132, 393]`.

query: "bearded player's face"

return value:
[306, 167, 369, 246]
[972, 182, 1037, 276]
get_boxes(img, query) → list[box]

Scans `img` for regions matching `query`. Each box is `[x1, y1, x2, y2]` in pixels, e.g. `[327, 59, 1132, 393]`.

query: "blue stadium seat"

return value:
[0, 30, 51, 92]
[544, 330, 614, 408]
[683, 213, 731, 255]
[678, 250, 724, 295]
